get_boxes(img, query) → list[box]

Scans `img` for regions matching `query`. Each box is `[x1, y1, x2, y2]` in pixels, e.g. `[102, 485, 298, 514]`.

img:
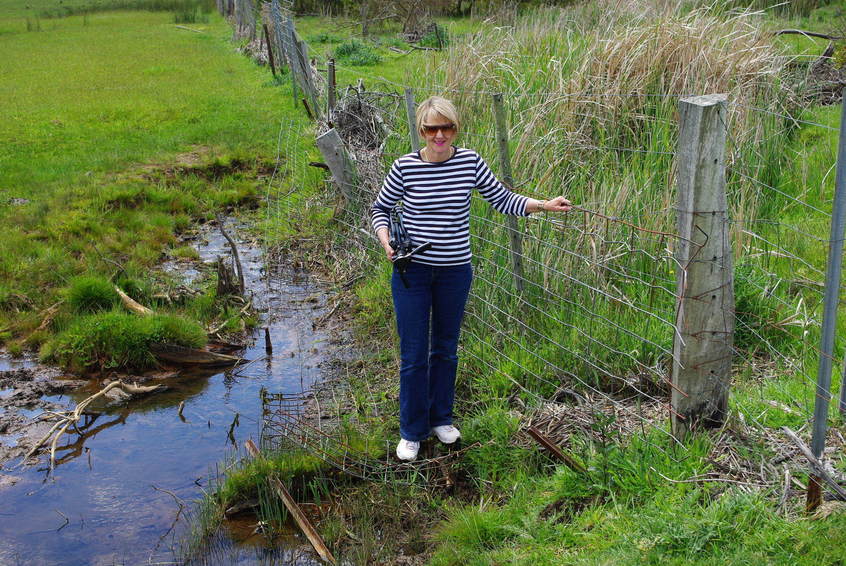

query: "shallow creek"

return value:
[0, 224, 339, 565]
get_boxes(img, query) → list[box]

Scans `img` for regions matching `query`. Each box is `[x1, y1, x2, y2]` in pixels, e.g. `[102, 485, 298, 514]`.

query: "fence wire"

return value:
[251, 15, 846, 502]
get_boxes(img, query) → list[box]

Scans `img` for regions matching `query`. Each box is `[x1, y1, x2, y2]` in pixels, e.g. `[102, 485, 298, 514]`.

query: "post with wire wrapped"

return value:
[671, 94, 734, 441]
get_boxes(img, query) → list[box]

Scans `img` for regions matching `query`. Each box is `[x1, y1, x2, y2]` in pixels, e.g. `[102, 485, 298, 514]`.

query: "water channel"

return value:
[0, 223, 337, 565]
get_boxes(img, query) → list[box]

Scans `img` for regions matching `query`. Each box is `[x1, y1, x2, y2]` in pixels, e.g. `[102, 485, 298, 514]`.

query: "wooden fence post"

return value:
[327, 58, 336, 122]
[404, 88, 421, 152]
[316, 128, 357, 206]
[671, 93, 734, 441]
[491, 93, 525, 293]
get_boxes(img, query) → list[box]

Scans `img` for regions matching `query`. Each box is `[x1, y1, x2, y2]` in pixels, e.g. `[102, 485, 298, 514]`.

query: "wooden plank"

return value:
[244, 439, 337, 564]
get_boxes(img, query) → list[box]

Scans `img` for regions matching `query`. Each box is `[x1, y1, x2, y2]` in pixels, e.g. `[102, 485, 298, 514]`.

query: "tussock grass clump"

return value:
[66, 275, 120, 313]
[43, 311, 206, 371]
[334, 39, 382, 66]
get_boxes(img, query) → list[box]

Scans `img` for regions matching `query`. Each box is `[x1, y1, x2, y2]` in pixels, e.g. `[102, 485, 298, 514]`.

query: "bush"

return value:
[333, 40, 382, 66]
[43, 311, 206, 371]
[418, 24, 449, 49]
[67, 275, 120, 313]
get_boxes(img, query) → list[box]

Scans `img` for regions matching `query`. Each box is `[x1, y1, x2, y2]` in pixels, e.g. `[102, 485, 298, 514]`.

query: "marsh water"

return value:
[0, 225, 334, 565]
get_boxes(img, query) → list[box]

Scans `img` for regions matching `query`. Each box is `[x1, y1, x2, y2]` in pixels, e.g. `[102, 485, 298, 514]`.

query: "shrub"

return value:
[67, 275, 120, 313]
[418, 24, 449, 49]
[333, 40, 382, 66]
[44, 311, 206, 371]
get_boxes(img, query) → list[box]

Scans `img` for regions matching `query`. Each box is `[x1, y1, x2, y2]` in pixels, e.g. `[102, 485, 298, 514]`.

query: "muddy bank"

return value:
[0, 362, 87, 473]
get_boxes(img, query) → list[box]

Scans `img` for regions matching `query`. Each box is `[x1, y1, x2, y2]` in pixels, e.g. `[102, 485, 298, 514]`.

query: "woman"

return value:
[371, 96, 572, 461]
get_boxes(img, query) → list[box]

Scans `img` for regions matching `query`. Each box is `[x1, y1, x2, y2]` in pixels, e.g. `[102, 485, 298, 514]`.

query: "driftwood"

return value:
[244, 439, 337, 564]
[22, 381, 162, 471]
[150, 343, 242, 367]
[115, 285, 153, 315]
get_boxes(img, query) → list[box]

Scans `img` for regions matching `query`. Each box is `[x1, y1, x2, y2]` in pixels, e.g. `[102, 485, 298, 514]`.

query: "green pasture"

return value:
[0, 6, 313, 360]
[2, 0, 846, 563]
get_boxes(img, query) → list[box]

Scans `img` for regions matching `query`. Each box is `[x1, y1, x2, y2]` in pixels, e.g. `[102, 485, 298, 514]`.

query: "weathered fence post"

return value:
[284, 17, 319, 121]
[491, 93, 525, 293]
[806, 89, 846, 511]
[404, 88, 421, 152]
[671, 94, 734, 442]
[327, 58, 336, 122]
[316, 129, 357, 206]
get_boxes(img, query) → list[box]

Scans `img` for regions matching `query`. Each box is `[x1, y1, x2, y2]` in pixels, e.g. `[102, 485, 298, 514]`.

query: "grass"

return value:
[244, 1, 846, 564]
[4, 0, 845, 563]
[0, 7, 315, 365]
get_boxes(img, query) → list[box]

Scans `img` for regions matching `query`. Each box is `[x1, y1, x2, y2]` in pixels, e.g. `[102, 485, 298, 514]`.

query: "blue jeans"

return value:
[392, 261, 473, 442]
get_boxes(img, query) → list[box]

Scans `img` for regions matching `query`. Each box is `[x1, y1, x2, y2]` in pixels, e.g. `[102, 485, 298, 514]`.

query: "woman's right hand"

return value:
[377, 228, 395, 261]
[382, 242, 395, 261]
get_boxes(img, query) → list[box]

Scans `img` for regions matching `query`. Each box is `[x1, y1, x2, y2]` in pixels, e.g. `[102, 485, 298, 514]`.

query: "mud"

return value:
[0, 363, 86, 469]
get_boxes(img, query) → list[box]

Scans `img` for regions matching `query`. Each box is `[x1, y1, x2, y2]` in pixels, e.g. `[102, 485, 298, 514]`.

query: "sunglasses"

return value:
[421, 123, 456, 135]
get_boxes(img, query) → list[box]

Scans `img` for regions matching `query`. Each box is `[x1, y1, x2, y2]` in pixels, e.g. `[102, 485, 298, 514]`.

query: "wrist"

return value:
[537, 199, 547, 213]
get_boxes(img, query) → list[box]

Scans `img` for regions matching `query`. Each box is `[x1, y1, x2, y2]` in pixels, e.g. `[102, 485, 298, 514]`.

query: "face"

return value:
[420, 111, 456, 158]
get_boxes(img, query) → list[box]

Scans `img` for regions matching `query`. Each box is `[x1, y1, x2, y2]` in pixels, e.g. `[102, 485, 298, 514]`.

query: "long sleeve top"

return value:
[370, 146, 530, 266]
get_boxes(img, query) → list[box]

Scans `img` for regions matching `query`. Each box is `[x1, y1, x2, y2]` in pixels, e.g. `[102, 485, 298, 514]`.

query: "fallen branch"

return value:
[22, 381, 162, 471]
[244, 439, 336, 564]
[774, 29, 843, 41]
[526, 426, 587, 474]
[150, 343, 243, 367]
[115, 285, 153, 316]
[782, 427, 846, 501]
[28, 300, 64, 337]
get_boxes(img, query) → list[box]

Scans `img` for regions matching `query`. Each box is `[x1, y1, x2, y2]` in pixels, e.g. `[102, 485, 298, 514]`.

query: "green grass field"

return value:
[3, 0, 846, 564]
[0, 5, 313, 359]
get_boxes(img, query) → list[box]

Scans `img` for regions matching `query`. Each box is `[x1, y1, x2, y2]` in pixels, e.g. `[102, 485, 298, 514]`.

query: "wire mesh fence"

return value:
[244, 10, 846, 504]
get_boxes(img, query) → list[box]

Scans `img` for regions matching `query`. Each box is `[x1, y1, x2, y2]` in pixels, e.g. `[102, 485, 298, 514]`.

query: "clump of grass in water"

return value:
[42, 311, 206, 371]
[66, 275, 120, 313]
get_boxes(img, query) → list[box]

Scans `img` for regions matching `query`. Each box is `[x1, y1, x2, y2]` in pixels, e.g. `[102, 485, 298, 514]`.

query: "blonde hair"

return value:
[416, 96, 461, 134]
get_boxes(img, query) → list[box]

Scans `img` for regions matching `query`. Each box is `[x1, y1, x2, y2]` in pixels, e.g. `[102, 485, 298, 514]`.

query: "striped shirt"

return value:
[371, 147, 531, 266]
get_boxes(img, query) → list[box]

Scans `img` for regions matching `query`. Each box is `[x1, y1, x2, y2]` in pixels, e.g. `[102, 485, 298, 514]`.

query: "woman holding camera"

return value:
[371, 96, 572, 461]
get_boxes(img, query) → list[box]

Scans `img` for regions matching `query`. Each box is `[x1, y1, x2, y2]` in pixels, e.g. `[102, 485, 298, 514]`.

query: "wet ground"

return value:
[0, 221, 348, 565]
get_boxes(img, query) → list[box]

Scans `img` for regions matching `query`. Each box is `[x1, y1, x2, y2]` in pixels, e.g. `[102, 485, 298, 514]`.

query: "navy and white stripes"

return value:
[371, 147, 530, 266]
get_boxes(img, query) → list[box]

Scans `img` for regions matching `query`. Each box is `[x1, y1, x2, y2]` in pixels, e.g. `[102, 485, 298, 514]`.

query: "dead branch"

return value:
[115, 285, 153, 316]
[244, 439, 337, 564]
[782, 427, 846, 501]
[175, 25, 204, 33]
[22, 381, 162, 471]
[774, 29, 844, 41]
[216, 217, 245, 295]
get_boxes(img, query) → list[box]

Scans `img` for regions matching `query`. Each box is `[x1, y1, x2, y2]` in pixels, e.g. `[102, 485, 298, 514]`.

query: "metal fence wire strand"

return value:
[255, 19, 846, 501]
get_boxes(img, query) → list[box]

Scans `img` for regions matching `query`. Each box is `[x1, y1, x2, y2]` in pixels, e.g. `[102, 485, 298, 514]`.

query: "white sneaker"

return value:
[431, 425, 461, 444]
[396, 439, 420, 461]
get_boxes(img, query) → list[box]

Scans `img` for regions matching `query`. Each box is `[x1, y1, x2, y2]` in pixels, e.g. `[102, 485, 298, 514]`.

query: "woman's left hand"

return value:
[542, 196, 572, 213]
